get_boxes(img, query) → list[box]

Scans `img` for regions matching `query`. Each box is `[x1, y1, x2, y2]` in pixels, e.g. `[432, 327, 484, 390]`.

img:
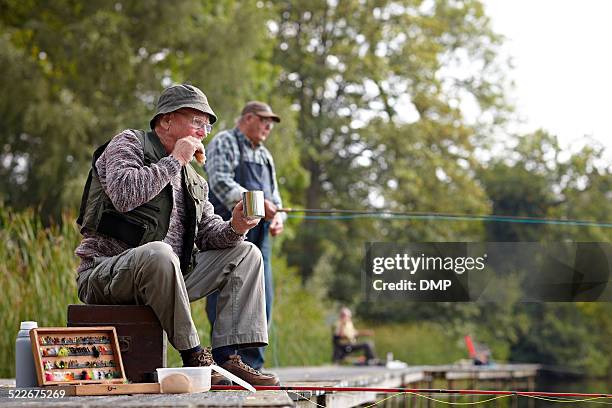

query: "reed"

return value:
[0, 205, 81, 377]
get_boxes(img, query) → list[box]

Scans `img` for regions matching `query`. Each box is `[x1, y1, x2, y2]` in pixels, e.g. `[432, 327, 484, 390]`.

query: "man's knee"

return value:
[135, 241, 180, 278]
[238, 241, 263, 268]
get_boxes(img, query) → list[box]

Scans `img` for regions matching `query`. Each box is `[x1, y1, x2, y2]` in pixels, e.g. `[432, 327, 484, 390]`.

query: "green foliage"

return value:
[0, 204, 81, 378]
[266, 254, 333, 366]
[478, 131, 612, 375]
[0, 0, 280, 220]
[579, 303, 612, 379]
[480, 131, 562, 241]
[510, 303, 608, 376]
[272, 0, 507, 294]
[370, 321, 465, 365]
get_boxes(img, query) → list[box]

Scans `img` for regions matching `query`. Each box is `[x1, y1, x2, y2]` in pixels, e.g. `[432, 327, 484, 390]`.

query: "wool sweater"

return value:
[75, 130, 243, 273]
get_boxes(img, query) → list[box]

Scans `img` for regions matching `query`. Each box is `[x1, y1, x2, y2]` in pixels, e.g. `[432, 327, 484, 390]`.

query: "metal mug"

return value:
[242, 191, 265, 219]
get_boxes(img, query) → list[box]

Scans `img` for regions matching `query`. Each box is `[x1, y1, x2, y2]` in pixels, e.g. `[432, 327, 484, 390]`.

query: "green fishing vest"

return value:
[77, 130, 207, 274]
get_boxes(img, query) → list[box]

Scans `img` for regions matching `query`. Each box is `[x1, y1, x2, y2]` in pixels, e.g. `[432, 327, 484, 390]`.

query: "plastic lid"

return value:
[20, 321, 38, 330]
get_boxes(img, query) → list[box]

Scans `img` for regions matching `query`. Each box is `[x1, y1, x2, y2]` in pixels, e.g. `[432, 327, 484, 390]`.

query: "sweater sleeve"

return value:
[96, 130, 181, 212]
[194, 177, 245, 250]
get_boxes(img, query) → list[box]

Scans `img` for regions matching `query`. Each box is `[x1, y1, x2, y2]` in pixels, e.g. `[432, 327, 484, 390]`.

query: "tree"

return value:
[479, 130, 612, 373]
[0, 0, 278, 220]
[271, 0, 511, 290]
[479, 130, 563, 242]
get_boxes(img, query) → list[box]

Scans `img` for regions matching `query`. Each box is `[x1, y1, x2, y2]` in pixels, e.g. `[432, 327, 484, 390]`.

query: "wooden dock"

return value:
[276, 363, 540, 407]
[0, 363, 541, 407]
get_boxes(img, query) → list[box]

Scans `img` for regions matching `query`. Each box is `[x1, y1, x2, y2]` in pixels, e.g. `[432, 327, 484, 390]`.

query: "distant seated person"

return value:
[464, 335, 492, 366]
[332, 307, 378, 365]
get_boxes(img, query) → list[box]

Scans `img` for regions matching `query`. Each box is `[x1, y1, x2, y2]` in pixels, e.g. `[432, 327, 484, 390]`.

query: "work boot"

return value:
[221, 354, 280, 386]
[183, 347, 231, 386]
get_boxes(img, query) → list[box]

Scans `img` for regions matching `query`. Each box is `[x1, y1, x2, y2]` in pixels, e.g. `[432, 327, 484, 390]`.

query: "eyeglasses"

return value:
[255, 114, 274, 129]
[176, 111, 213, 133]
[192, 116, 213, 133]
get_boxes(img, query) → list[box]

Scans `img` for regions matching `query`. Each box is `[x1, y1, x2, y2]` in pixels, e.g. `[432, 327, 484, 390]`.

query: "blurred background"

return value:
[0, 0, 610, 391]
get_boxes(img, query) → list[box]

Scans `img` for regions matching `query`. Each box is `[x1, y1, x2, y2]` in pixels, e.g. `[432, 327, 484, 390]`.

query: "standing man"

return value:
[74, 84, 279, 385]
[206, 101, 284, 370]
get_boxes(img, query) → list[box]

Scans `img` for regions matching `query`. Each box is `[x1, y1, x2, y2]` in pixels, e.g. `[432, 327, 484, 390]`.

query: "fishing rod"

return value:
[278, 208, 612, 228]
[211, 384, 612, 398]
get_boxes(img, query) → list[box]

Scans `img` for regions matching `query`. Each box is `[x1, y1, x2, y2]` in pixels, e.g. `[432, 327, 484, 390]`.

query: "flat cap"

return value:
[241, 101, 280, 123]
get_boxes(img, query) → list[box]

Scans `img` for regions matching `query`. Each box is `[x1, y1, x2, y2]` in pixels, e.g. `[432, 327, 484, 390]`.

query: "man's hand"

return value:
[269, 213, 284, 237]
[170, 136, 204, 166]
[230, 200, 260, 235]
[264, 199, 277, 221]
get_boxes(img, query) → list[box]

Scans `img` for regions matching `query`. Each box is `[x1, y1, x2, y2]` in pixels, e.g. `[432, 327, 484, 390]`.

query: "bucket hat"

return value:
[150, 84, 217, 129]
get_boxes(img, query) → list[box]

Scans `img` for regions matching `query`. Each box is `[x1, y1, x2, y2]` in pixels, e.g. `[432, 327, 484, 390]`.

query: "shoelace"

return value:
[194, 347, 215, 366]
[229, 355, 261, 375]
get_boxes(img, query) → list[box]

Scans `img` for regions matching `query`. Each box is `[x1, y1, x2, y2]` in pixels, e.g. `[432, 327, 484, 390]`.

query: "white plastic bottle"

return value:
[15, 321, 38, 388]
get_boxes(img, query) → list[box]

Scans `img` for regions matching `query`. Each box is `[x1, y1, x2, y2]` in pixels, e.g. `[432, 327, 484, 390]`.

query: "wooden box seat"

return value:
[67, 304, 167, 383]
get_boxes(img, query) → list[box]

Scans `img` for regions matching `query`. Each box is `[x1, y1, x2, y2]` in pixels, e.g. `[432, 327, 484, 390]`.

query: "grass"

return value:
[367, 321, 465, 365]
[0, 206, 81, 378]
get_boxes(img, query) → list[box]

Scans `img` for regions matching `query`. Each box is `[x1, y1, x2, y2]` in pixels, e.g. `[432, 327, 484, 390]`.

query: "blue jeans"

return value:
[206, 221, 272, 369]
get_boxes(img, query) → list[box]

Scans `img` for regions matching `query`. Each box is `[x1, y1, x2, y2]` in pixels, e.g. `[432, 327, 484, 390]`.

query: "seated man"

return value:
[74, 84, 278, 386]
[333, 307, 377, 364]
[464, 335, 491, 366]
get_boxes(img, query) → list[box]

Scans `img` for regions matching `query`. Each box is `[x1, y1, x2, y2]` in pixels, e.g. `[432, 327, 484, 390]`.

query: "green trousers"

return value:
[77, 241, 267, 351]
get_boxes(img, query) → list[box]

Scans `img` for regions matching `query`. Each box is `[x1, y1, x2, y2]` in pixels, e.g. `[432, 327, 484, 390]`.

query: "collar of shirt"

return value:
[234, 128, 262, 151]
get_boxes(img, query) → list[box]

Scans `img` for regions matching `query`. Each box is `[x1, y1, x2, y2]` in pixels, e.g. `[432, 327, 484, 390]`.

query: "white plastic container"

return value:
[157, 365, 255, 393]
[15, 321, 38, 388]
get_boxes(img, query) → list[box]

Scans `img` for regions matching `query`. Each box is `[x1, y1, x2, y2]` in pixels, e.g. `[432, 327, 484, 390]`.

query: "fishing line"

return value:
[279, 208, 612, 228]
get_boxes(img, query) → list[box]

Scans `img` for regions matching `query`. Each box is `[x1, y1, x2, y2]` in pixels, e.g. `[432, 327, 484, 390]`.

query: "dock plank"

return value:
[275, 366, 421, 408]
[0, 363, 543, 408]
[0, 387, 293, 407]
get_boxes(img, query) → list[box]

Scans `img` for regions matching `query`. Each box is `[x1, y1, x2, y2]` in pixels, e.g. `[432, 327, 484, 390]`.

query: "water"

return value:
[380, 378, 611, 408]
[533, 378, 611, 408]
